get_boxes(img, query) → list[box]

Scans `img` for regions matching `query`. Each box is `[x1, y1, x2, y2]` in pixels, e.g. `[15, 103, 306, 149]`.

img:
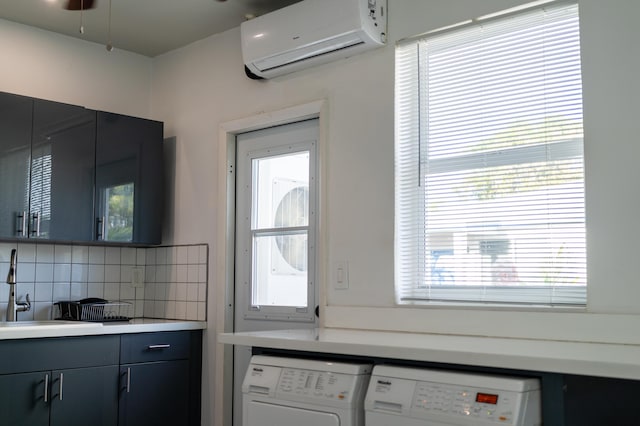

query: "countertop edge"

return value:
[218, 328, 640, 381]
[0, 319, 207, 340]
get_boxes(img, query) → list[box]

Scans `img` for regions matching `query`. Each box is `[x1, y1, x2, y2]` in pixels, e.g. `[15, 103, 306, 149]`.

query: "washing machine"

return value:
[242, 355, 372, 426]
[365, 365, 541, 426]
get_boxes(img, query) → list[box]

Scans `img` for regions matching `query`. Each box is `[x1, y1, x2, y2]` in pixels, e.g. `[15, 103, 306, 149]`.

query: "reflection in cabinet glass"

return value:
[0, 92, 32, 239]
[96, 112, 163, 245]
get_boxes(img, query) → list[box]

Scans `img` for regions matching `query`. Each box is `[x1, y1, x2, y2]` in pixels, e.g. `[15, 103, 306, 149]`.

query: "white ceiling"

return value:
[0, 0, 301, 57]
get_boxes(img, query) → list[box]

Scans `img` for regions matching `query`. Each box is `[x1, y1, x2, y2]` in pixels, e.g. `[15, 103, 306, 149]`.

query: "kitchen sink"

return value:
[0, 320, 103, 327]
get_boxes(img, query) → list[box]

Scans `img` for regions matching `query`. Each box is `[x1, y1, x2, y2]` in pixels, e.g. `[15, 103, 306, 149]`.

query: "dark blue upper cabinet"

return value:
[0, 91, 164, 245]
[96, 112, 164, 245]
[32, 99, 96, 241]
[0, 92, 33, 239]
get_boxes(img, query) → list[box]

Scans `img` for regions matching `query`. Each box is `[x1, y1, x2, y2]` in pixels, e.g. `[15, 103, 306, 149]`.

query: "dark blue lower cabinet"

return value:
[0, 366, 118, 426]
[49, 366, 119, 426]
[118, 361, 189, 426]
[0, 371, 50, 426]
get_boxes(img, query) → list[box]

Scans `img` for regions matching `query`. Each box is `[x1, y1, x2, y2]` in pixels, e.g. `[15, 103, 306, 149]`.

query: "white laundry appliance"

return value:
[242, 355, 372, 426]
[365, 365, 541, 426]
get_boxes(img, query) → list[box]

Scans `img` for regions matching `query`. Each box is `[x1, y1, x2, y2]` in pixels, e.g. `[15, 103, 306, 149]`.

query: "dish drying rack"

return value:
[54, 298, 132, 322]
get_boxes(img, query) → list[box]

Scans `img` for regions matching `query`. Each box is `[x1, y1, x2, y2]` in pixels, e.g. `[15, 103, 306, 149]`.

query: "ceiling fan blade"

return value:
[65, 0, 97, 10]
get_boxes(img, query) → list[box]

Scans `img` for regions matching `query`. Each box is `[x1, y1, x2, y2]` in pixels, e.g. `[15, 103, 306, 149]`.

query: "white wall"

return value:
[150, 0, 640, 424]
[3, 0, 640, 425]
[0, 19, 152, 118]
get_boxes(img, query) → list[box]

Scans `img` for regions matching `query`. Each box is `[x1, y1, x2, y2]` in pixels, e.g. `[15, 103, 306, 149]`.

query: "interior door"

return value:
[233, 119, 320, 426]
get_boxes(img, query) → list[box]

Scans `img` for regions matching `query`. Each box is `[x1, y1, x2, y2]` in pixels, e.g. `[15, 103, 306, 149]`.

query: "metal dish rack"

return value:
[54, 299, 132, 322]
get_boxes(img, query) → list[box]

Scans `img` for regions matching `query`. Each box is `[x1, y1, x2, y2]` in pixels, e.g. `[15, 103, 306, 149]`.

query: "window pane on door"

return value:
[251, 150, 310, 308]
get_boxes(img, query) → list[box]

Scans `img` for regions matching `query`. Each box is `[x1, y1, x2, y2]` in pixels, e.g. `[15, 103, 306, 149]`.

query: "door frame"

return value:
[215, 100, 328, 426]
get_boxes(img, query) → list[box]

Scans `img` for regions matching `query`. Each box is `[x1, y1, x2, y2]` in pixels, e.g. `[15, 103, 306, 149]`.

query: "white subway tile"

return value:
[155, 265, 167, 283]
[165, 301, 176, 319]
[198, 264, 207, 284]
[120, 283, 135, 300]
[54, 264, 71, 283]
[175, 301, 187, 320]
[199, 245, 208, 264]
[53, 283, 71, 301]
[176, 283, 187, 301]
[88, 264, 105, 283]
[33, 302, 52, 321]
[70, 282, 88, 300]
[187, 246, 200, 264]
[121, 247, 136, 265]
[54, 245, 72, 263]
[16, 243, 36, 262]
[136, 248, 146, 266]
[88, 246, 105, 264]
[185, 302, 198, 320]
[197, 301, 206, 321]
[71, 246, 89, 264]
[36, 244, 55, 263]
[103, 282, 120, 301]
[34, 282, 53, 302]
[177, 246, 188, 264]
[0, 243, 17, 262]
[187, 264, 199, 283]
[105, 247, 121, 265]
[105, 265, 121, 282]
[155, 282, 168, 301]
[120, 265, 133, 284]
[87, 283, 105, 299]
[35, 263, 54, 283]
[71, 264, 88, 283]
[198, 283, 207, 302]
[187, 283, 199, 302]
[18, 262, 36, 283]
[177, 264, 188, 283]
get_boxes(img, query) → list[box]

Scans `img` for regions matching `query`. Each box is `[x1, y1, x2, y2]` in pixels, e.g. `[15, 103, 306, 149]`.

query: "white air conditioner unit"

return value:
[241, 0, 387, 79]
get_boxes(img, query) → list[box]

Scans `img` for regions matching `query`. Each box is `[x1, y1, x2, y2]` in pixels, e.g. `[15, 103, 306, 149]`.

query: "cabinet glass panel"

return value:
[96, 112, 163, 244]
[103, 182, 134, 242]
[0, 93, 32, 239]
[32, 99, 95, 240]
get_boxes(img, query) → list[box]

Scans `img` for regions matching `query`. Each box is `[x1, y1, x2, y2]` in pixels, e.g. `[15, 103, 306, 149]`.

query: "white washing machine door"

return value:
[246, 401, 340, 426]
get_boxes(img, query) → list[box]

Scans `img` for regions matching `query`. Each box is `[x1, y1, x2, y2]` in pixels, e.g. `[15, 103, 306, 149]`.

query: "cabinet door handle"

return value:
[147, 344, 171, 350]
[43, 373, 49, 403]
[16, 211, 27, 237]
[126, 367, 131, 393]
[58, 373, 64, 401]
[30, 212, 40, 237]
[96, 216, 106, 240]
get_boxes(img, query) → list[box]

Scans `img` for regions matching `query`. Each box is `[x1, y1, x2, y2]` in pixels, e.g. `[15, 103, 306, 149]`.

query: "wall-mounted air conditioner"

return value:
[241, 0, 387, 79]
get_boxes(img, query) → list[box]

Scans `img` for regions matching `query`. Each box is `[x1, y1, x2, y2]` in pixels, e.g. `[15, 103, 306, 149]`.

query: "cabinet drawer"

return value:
[120, 332, 191, 364]
[0, 335, 119, 375]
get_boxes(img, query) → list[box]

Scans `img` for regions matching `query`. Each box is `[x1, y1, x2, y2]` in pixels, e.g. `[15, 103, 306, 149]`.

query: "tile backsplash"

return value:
[0, 242, 207, 322]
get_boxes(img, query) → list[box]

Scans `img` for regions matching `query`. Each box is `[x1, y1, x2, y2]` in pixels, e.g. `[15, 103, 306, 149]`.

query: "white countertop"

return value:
[0, 318, 206, 340]
[218, 328, 640, 381]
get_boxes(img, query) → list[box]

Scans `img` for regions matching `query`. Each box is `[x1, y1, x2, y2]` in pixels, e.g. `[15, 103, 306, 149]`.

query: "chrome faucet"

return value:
[6, 249, 30, 321]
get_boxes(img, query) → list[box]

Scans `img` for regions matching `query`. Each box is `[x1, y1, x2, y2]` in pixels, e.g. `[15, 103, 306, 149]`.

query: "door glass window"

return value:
[251, 151, 310, 307]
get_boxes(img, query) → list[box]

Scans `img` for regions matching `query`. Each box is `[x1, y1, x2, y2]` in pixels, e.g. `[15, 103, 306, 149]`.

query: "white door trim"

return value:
[214, 100, 328, 426]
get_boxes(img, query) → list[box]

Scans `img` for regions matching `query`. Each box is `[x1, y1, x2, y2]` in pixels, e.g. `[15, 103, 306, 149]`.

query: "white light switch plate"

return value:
[334, 261, 349, 290]
[131, 266, 145, 288]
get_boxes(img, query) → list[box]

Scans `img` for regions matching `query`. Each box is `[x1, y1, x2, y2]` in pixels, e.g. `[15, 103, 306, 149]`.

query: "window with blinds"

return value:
[395, 2, 586, 307]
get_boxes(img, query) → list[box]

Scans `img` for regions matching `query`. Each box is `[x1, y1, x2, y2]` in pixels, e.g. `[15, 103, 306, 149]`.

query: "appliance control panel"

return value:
[243, 356, 371, 409]
[365, 367, 541, 426]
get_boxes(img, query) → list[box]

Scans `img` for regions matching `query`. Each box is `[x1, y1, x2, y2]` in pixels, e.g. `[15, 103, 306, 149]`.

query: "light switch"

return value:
[334, 261, 349, 290]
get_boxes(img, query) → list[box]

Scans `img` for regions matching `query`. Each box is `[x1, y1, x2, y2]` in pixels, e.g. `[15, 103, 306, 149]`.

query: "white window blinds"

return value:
[395, 2, 586, 307]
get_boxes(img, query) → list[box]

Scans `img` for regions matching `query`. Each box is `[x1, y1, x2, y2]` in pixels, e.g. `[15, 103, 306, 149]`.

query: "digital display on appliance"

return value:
[476, 393, 499, 404]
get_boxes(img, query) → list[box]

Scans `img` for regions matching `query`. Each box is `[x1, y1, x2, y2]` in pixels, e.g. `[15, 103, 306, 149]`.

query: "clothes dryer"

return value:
[242, 355, 372, 426]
